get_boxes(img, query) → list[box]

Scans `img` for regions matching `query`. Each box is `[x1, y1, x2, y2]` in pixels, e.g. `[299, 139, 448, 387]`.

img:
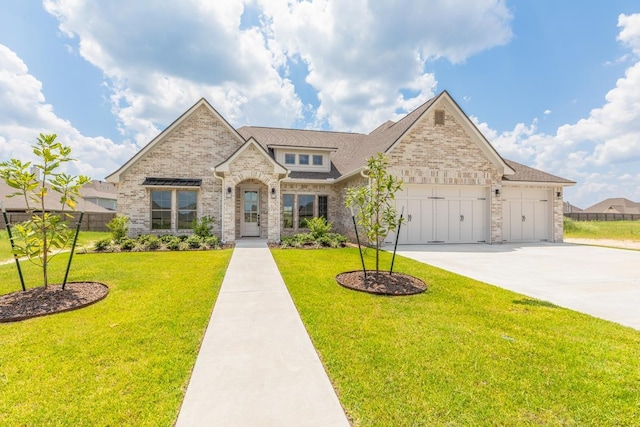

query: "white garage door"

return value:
[391, 186, 488, 244]
[502, 187, 550, 242]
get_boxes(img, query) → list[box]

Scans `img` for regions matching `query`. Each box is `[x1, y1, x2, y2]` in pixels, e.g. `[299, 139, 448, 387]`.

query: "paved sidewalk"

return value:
[175, 239, 350, 427]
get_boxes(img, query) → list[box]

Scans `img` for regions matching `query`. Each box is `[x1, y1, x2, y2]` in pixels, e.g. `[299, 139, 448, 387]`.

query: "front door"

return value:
[242, 189, 260, 237]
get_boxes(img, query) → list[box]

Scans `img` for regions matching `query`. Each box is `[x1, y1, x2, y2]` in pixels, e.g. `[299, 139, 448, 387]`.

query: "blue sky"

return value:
[1, 1, 639, 209]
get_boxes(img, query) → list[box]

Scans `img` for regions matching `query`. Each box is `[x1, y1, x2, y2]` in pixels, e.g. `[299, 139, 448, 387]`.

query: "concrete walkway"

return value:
[175, 239, 350, 427]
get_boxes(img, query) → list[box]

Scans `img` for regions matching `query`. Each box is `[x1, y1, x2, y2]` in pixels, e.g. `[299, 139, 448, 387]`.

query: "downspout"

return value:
[212, 168, 225, 243]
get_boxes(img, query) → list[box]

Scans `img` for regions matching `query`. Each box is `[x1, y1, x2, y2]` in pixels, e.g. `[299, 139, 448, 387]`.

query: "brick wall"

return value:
[117, 104, 242, 236]
[386, 102, 504, 242]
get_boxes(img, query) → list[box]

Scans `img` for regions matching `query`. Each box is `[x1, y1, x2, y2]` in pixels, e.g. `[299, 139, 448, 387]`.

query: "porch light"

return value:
[556, 191, 562, 199]
[495, 188, 500, 197]
[271, 187, 276, 198]
[226, 186, 232, 198]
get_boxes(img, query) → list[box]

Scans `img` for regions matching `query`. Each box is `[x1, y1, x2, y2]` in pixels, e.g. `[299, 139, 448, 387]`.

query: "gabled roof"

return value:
[106, 98, 245, 182]
[215, 137, 287, 174]
[583, 198, 640, 214]
[503, 159, 576, 185]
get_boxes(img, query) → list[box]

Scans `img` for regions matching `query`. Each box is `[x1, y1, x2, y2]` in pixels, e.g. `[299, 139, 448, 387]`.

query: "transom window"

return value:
[285, 153, 295, 164]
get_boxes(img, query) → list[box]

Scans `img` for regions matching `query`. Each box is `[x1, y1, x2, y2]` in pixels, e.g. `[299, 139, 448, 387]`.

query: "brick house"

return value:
[106, 90, 574, 244]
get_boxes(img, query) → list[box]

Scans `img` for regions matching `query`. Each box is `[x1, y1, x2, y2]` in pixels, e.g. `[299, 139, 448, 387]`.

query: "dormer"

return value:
[268, 145, 336, 173]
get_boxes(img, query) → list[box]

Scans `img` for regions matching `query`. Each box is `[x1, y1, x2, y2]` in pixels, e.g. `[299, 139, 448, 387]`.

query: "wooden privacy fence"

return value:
[564, 213, 640, 221]
[0, 212, 116, 232]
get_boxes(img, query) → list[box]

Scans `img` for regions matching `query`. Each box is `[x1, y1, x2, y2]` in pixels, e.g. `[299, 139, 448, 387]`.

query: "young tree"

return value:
[0, 133, 90, 288]
[346, 153, 403, 275]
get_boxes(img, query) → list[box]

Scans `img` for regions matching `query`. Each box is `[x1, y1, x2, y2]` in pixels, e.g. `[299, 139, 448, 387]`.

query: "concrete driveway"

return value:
[394, 242, 640, 330]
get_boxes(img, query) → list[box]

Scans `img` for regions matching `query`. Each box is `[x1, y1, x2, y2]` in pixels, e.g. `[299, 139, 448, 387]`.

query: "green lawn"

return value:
[0, 230, 110, 263]
[564, 218, 640, 240]
[0, 249, 232, 426]
[272, 248, 640, 426]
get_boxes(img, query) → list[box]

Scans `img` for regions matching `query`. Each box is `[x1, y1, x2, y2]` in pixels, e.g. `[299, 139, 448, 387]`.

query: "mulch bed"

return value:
[0, 282, 109, 323]
[336, 270, 427, 295]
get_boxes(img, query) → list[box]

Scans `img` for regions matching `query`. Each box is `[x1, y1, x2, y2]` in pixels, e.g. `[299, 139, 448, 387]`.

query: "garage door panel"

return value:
[502, 187, 550, 242]
[395, 185, 488, 244]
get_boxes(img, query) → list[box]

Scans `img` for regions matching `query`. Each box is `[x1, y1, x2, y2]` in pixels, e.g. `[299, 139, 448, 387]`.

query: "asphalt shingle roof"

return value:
[239, 94, 572, 185]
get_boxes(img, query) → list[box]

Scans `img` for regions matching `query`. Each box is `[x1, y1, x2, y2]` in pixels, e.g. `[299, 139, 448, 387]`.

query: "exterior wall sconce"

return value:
[226, 186, 232, 198]
[495, 188, 500, 197]
[271, 187, 276, 199]
[556, 191, 562, 199]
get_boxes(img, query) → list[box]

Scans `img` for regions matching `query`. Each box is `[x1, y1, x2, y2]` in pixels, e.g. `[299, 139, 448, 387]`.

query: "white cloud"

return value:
[0, 44, 137, 179]
[261, 0, 512, 131]
[477, 12, 640, 208]
[43, 0, 303, 145]
[43, 0, 513, 138]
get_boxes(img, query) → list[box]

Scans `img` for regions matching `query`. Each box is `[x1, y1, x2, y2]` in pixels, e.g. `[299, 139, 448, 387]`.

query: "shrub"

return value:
[204, 236, 220, 249]
[159, 234, 176, 244]
[120, 238, 136, 251]
[186, 235, 203, 249]
[107, 215, 130, 243]
[143, 235, 161, 250]
[94, 238, 112, 252]
[190, 215, 216, 238]
[165, 236, 181, 250]
[303, 217, 332, 239]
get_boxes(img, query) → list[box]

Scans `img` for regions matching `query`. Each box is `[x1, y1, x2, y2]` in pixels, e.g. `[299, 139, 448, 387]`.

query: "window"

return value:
[285, 153, 295, 164]
[298, 154, 309, 165]
[298, 195, 314, 227]
[177, 191, 197, 229]
[318, 195, 328, 220]
[283, 194, 294, 228]
[312, 155, 323, 166]
[151, 190, 172, 230]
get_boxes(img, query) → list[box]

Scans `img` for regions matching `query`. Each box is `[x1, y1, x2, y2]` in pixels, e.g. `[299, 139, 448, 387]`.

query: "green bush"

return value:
[165, 236, 181, 250]
[303, 217, 332, 239]
[107, 215, 130, 243]
[190, 215, 216, 238]
[143, 235, 161, 250]
[94, 238, 112, 252]
[120, 238, 136, 251]
[204, 236, 220, 249]
[186, 235, 203, 249]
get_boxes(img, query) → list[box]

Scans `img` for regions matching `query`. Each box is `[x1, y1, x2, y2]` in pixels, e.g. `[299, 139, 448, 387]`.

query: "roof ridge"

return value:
[239, 125, 364, 136]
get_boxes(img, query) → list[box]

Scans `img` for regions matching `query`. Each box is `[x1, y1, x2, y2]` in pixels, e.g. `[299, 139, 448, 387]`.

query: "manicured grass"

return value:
[0, 249, 231, 426]
[0, 230, 110, 263]
[564, 218, 640, 240]
[272, 248, 640, 426]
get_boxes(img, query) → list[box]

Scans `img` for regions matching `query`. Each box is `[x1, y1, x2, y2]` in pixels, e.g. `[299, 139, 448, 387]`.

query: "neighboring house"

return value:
[563, 201, 583, 213]
[583, 198, 640, 214]
[0, 181, 110, 213]
[106, 90, 575, 244]
[80, 180, 117, 211]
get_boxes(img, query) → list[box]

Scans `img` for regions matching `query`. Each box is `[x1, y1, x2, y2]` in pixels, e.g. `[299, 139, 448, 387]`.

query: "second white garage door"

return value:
[501, 187, 550, 242]
[391, 185, 489, 244]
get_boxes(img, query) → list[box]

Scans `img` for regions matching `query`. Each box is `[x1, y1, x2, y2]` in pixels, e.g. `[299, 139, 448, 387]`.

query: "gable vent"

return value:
[434, 110, 445, 125]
